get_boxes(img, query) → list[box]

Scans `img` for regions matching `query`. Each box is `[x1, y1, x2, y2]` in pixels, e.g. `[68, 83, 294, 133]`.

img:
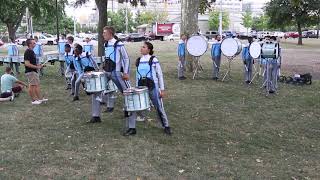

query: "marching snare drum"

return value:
[249, 42, 262, 59]
[261, 42, 279, 59]
[3, 57, 11, 63]
[47, 54, 59, 62]
[11, 56, 20, 63]
[105, 80, 118, 94]
[123, 86, 150, 112]
[93, 57, 102, 64]
[221, 38, 242, 57]
[59, 54, 65, 62]
[83, 72, 106, 93]
[18, 56, 24, 64]
[186, 35, 208, 57]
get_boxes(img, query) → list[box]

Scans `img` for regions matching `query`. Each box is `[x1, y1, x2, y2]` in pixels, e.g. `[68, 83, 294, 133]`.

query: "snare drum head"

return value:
[249, 42, 262, 59]
[186, 35, 208, 57]
[221, 38, 241, 57]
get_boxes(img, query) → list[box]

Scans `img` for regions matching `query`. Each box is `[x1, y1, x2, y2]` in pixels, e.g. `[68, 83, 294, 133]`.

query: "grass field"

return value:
[0, 40, 319, 179]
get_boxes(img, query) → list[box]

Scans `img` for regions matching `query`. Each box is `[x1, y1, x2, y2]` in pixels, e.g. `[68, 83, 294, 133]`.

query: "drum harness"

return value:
[135, 56, 156, 91]
[103, 40, 120, 72]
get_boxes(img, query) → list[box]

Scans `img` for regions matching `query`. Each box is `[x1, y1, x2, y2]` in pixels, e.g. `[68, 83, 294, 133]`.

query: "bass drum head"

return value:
[186, 35, 208, 57]
[249, 42, 262, 59]
[221, 38, 242, 57]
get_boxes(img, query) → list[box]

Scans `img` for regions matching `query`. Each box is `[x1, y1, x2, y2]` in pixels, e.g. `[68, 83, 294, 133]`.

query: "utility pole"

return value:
[56, 0, 60, 41]
[125, 0, 128, 34]
[219, 0, 222, 36]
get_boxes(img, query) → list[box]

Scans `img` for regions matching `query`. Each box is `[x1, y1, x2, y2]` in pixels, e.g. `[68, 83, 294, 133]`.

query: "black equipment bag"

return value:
[136, 56, 156, 90]
[103, 40, 120, 72]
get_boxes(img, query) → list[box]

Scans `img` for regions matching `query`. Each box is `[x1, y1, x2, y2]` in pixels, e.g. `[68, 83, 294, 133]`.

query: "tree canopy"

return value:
[208, 11, 230, 31]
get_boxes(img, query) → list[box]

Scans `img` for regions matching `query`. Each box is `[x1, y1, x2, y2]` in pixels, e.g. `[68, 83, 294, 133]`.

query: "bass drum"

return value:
[249, 42, 262, 59]
[221, 38, 242, 57]
[261, 42, 279, 59]
[186, 35, 208, 57]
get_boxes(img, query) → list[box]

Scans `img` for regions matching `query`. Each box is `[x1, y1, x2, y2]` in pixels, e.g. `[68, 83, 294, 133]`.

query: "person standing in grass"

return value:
[242, 37, 254, 84]
[1, 67, 27, 100]
[7, 38, 20, 75]
[177, 34, 187, 80]
[211, 35, 222, 80]
[33, 36, 44, 76]
[24, 38, 48, 105]
[124, 42, 172, 136]
[57, 34, 67, 76]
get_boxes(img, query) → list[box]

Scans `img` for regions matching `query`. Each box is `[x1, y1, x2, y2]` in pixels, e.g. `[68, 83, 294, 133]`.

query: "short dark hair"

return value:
[34, 36, 39, 40]
[26, 38, 35, 47]
[65, 44, 71, 49]
[103, 26, 115, 36]
[5, 67, 12, 73]
[75, 44, 83, 53]
[67, 36, 74, 43]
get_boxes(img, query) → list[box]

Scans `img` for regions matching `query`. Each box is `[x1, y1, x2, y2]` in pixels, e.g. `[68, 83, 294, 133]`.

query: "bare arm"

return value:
[16, 80, 28, 87]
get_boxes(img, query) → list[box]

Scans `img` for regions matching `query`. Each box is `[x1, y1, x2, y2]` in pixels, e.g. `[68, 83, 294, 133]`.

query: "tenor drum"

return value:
[105, 80, 118, 94]
[249, 42, 262, 59]
[186, 35, 208, 57]
[83, 72, 106, 93]
[261, 43, 279, 59]
[123, 86, 150, 112]
[221, 38, 242, 57]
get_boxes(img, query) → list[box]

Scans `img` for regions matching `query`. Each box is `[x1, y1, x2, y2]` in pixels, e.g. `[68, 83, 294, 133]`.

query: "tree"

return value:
[75, 0, 145, 56]
[108, 9, 135, 33]
[136, 11, 155, 25]
[32, 15, 74, 35]
[309, 0, 320, 38]
[252, 15, 270, 31]
[136, 11, 168, 25]
[241, 10, 253, 34]
[208, 11, 230, 31]
[0, 0, 67, 40]
[266, 0, 312, 45]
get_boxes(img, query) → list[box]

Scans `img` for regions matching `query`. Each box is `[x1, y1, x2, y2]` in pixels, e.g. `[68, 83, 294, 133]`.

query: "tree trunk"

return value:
[7, 23, 18, 41]
[96, 0, 108, 56]
[297, 21, 302, 45]
[317, 15, 320, 39]
[181, 0, 199, 72]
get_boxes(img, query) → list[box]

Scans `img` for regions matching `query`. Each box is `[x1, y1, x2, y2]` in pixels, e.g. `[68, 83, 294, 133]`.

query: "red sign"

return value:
[157, 23, 174, 34]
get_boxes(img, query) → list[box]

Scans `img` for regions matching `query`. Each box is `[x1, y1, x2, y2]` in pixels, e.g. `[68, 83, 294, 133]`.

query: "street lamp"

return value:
[56, 0, 59, 41]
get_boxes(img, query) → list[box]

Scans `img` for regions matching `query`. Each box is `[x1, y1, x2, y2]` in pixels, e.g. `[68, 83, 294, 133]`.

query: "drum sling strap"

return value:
[103, 40, 120, 72]
[136, 56, 155, 90]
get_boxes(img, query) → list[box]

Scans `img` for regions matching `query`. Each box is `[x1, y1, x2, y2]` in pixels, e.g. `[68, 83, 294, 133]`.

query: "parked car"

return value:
[165, 34, 180, 41]
[127, 33, 146, 42]
[223, 31, 236, 38]
[16, 34, 57, 46]
[274, 31, 285, 38]
[302, 30, 318, 38]
[285, 32, 299, 39]
[116, 33, 129, 42]
[204, 31, 218, 40]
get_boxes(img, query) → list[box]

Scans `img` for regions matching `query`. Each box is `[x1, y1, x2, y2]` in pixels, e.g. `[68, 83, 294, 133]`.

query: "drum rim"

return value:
[221, 37, 242, 57]
[186, 35, 208, 57]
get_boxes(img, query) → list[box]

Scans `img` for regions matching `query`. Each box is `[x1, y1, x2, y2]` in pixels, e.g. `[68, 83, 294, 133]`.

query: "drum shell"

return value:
[105, 80, 118, 93]
[59, 54, 65, 62]
[11, 56, 20, 63]
[221, 38, 242, 57]
[83, 72, 106, 93]
[124, 86, 150, 112]
[261, 43, 279, 59]
[94, 57, 102, 64]
[47, 54, 59, 61]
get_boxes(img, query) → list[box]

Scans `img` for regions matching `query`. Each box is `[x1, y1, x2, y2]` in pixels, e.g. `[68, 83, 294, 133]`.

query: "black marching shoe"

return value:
[179, 76, 187, 80]
[104, 107, 114, 113]
[87, 116, 101, 123]
[72, 96, 79, 101]
[164, 127, 172, 135]
[269, 90, 275, 94]
[123, 128, 136, 136]
[212, 77, 219, 81]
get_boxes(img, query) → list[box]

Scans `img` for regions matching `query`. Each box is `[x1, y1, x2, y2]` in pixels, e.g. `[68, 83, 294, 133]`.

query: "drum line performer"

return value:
[124, 42, 172, 136]
[177, 34, 187, 80]
[211, 35, 222, 80]
[7, 38, 20, 75]
[72, 44, 97, 101]
[89, 26, 134, 123]
[57, 34, 67, 76]
[64, 44, 75, 90]
[242, 37, 254, 84]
